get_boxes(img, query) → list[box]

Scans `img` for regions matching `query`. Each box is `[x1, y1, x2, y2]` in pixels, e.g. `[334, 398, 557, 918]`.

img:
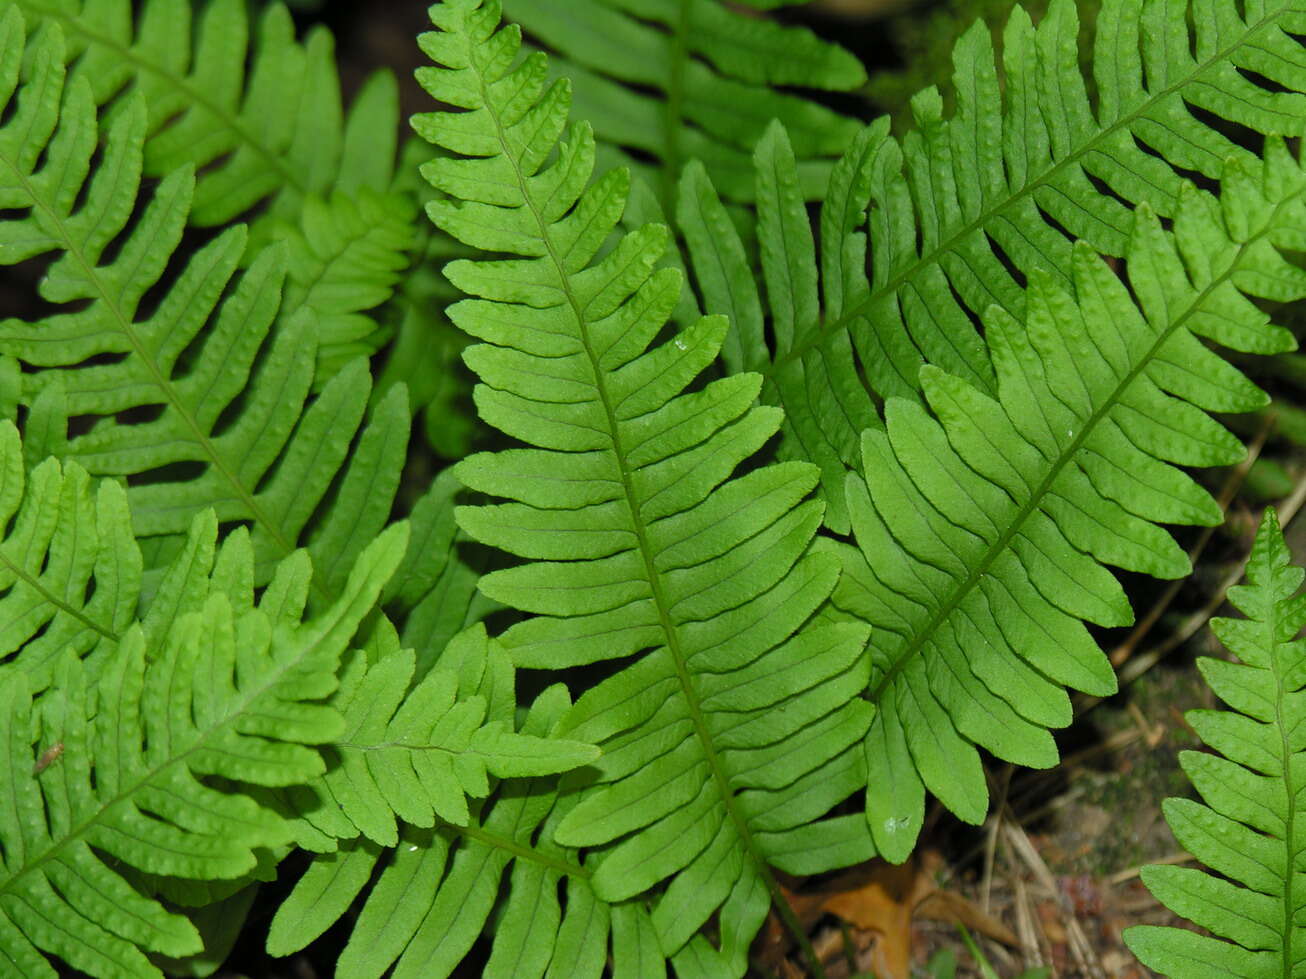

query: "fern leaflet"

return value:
[267, 629, 646, 979]
[0, 11, 409, 602]
[818, 139, 1306, 861]
[287, 623, 598, 847]
[0, 473, 408, 976]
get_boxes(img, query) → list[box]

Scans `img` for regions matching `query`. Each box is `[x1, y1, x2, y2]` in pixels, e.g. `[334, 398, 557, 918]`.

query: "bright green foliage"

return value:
[827, 140, 1306, 860]
[293, 624, 598, 846]
[0, 493, 408, 977]
[680, 0, 1306, 529]
[4, 0, 1306, 973]
[0, 421, 138, 691]
[10, 0, 397, 227]
[0, 12, 409, 596]
[502, 0, 866, 203]
[414, 1, 872, 972]
[1125, 508, 1306, 978]
[264, 624, 631, 979]
[3, 0, 467, 420]
[268, 186, 418, 383]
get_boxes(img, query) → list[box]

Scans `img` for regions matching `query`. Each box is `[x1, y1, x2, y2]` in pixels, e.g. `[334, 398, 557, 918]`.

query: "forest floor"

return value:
[762, 657, 1211, 979]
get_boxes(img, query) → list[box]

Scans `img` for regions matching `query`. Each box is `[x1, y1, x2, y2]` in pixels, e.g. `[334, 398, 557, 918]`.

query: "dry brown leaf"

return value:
[779, 853, 1018, 979]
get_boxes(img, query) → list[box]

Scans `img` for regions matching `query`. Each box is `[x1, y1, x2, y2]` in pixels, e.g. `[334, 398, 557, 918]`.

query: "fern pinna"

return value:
[3, 0, 1306, 973]
[0, 8, 411, 601]
[7, 0, 474, 443]
[1126, 508, 1306, 978]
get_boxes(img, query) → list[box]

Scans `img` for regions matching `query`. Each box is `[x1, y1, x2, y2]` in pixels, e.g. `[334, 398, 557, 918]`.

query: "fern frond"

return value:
[268, 628, 648, 979]
[10, 0, 398, 227]
[0, 13, 410, 602]
[268, 187, 418, 385]
[1125, 508, 1306, 977]
[0, 508, 407, 977]
[413, 1, 871, 970]
[823, 139, 1306, 861]
[5, 0, 440, 396]
[502, 0, 866, 202]
[0, 419, 138, 691]
[290, 624, 598, 847]
[677, 0, 1306, 529]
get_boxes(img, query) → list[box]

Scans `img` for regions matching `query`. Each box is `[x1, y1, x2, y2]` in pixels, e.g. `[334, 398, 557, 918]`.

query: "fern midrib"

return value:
[2, 152, 329, 604]
[446, 817, 591, 880]
[1272, 604, 1297, 972]
[868, 184, 1304, 705]
[19, 0, 305, 198]
[763, 0, 1293, 389]
[473, 49, 823, 971]
[0, 545, 117, 642]
[659, 0, 691, 206]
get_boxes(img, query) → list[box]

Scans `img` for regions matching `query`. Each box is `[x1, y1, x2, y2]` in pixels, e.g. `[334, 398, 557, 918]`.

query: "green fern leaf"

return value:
[10, 0, 397, 226]
[268, 626, 642, 979]
[0, 506, 407, 977]
[500, 0, 866, 203]
[4, 0, 451, 401]
[0, 420, 138, 691]
[1125, 508, 1306, 978]
[824, 140, 1306, 862]
[269, 186, 418, 385]
[677, 0, 1306, 530]
[412, 1, 873, 971]
[0, 13, 409, 603]
[297, 624, 597, 846]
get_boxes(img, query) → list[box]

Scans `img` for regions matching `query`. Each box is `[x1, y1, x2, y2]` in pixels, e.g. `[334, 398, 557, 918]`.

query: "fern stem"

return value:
[0, 549, 117, 642]
[868, 176, 1306, 706]
[660, 0, 691, 206]
[448, 819, 592, 881]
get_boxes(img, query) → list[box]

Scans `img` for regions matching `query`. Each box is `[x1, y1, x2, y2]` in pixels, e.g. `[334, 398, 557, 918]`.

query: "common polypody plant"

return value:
[0, 0, 1304, 975]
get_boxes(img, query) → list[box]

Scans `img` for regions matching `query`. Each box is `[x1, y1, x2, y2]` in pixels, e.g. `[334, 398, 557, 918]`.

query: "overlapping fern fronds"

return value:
[2, 0, 469, 407]
[678, 0, 1306, 530]
[818, 140, 1306, 860]
[407, 1, 872, 972]
[0, 440, 409, 977]
[1125, 508, 1306, 977]
[0, 12, 409, 599]
[266, 628, 646, 979]
[285, 623, 598, 847]
[502, 0, 866, 202]
[13, 0, 396, 227]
